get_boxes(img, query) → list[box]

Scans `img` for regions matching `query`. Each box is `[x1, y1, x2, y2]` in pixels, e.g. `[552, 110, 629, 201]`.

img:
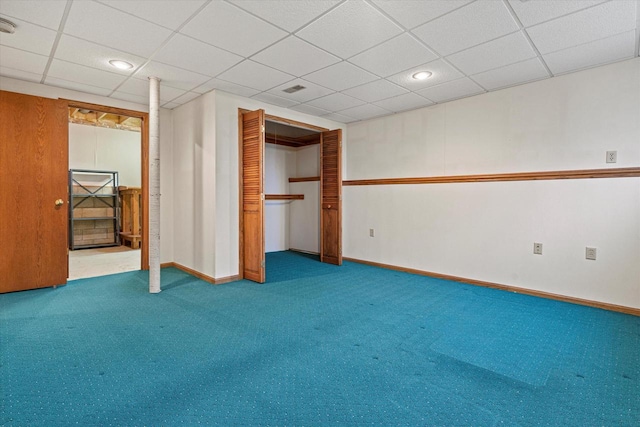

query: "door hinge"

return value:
[261, 125, 265, 133]
[261, 260, 265, 268]
[261, 193, 265, 201]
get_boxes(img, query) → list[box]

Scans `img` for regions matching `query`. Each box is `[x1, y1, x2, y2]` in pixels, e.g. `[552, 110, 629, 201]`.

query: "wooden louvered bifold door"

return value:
[320, 129, 342, 265]
[241, 109, 266, 283]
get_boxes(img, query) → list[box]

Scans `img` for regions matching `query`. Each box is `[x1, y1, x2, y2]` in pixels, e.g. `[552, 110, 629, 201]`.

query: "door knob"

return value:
[55, 199, 64, 206]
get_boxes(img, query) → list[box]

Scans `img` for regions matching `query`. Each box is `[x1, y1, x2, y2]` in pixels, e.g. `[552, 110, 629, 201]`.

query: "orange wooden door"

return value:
[320, 129, 342, 265]
[241, 109, 266, 283]
[0, 91, 69, 293]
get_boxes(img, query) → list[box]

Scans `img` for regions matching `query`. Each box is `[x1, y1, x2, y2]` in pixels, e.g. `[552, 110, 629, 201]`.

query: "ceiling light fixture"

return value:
[109, 59, 134, 70]
[412, 71, 432, 80]
[0, 17, 17, 34]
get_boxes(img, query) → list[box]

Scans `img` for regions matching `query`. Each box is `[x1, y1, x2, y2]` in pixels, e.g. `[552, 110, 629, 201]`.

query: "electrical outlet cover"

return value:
[586, 247, 597, 260]
[606, 151, 617, 163]
[533, 243, 543, 255]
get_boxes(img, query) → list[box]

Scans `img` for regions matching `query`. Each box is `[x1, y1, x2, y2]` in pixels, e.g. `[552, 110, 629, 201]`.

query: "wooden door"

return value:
[0, 91, 69, 293]
[320, 129, 342, 265]
[241, 109, 266, 283]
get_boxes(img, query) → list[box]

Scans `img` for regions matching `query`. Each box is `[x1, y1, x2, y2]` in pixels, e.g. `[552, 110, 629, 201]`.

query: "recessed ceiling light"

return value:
[412, 71, 432, 80]
[109, 60, 134, 70]
[0, 17, 17, 34]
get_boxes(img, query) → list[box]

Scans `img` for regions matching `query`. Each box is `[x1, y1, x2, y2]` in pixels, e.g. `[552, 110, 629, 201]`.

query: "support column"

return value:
[148, 76, 161, 293]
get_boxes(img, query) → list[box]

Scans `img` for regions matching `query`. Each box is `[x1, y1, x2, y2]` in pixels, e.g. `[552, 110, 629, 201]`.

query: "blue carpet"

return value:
[1, 251, 638, 426]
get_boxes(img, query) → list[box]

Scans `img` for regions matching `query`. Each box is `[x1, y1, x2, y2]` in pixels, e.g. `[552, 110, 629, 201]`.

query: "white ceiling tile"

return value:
[229, 0, 340, 32]
[416, 77, 484, 103]
[192, 78, 261, 97]
[251, 36, 340, 77]
[296, 0, 402, 59]
[118, 77, 187, 103]
[337, 103, 391, 121]
[342, 79, 408, 103]
[267, 79, 334, 102]
[54, 35, 145, 75]
[97, 0, 208, 30]
[0, 0, 67, 30]
[348, 33, 438, 78]
[306, 92, 365, 111]
[180, 1, 287, 57]
[472, 58, 549, 91]
[371, 0, 473, 29]
[526, 1, 638, 55]
[217, 60, 294, 91]
[387, 59, 463, 90]
[110, 91, 148, 105]
[161, 101, 180, 109]
[134, 61, 211, 91]
[0, 16, 57, 55]
[304, 61, 378, 92]
[446, 32, 537, 75]
[0, 45, 48, 75]
[412, 1, 519, 56]
[288, 103, 331, 116]
[321, 112, 358, 123]
[0, 66, 42, 83]
[170, 91, 202, 105]
[44, 76, 113, 96]
[111, 76, 149, 97]
[372, 92, 434, 113]
[543, 30, 637, 75]
[47, 59, 127, 90]
[153, 34, 243, 77]
[508, 0, 607, 27]
[64, 1, 173, 57]
[251, 92, 300, 108]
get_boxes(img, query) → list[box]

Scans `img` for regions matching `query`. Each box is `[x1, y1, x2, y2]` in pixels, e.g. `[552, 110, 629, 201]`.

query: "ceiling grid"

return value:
[0, 0, 638, 122]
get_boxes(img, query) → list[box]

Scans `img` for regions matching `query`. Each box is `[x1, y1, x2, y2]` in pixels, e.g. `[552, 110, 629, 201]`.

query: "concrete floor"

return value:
[68, 246, 141, 280]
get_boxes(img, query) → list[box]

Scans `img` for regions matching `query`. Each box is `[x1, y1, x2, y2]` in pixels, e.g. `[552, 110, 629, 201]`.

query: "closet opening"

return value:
[239, 109, 342, 283]
[67, 102, 149, 280]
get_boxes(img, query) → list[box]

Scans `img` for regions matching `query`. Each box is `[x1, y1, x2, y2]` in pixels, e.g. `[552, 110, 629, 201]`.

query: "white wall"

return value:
[170, 91, 216, 277]
[265, 144, 296, 252]
[1, 77, 175, 265]
[212, 90, 345, 279]
[69, 123, 141, 187]
[344, 58, 640, 309]
[160, 108, 174, 264]
[264, 143, 321, 254]
[290, 144, 320, 253]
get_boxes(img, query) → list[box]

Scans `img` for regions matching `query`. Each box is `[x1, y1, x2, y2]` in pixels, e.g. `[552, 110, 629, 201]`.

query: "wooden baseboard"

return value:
[343, 257, 640, 316]
[160, 262, 240, 285]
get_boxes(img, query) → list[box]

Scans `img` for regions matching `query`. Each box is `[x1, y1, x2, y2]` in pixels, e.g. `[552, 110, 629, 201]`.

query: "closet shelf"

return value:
[265, 194, 304, 200]
[288, 176, 320, 183]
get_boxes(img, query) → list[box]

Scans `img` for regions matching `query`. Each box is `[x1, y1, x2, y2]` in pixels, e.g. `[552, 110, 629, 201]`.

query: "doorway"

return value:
[238, 109, 342, 283]
[67, 101, 149, 280]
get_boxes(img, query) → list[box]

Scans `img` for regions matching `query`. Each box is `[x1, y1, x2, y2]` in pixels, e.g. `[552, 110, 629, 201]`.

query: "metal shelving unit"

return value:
[69, 169, 120, 250]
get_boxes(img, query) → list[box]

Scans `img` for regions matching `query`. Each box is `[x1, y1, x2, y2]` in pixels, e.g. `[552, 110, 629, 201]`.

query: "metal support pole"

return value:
[148, 76, 161, 294]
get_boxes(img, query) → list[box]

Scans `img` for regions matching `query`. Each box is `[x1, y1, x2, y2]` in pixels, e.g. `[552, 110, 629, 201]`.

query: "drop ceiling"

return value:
[1, 0, 639, 123]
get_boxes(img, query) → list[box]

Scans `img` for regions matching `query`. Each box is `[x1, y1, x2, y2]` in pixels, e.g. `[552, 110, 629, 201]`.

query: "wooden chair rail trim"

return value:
[265, 194, 304, 200]
[161, 262, 240, 285]
[343, 257, 640, 316]
[289, 176, 320, 182]
[343, 167, 640, 186]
